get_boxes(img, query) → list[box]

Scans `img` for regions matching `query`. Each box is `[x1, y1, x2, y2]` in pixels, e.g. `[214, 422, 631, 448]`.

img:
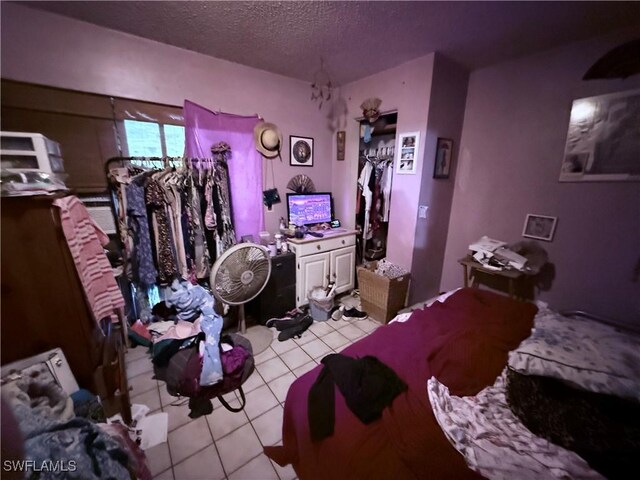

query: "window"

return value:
[164, 124, 186, 157]
[124, 119, 185, 157]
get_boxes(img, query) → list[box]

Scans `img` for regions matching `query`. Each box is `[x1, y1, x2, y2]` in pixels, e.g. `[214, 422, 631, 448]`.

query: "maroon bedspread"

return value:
[264, 288, 537, 480]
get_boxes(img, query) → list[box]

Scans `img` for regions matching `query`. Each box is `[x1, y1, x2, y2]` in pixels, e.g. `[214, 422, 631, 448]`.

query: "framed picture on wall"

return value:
[433, 137, 453, 179]
[290, 136, 314, 167]
[559, 89, 640, 182]
[522, 214, 558, 241]
[396, 132, 419, 175]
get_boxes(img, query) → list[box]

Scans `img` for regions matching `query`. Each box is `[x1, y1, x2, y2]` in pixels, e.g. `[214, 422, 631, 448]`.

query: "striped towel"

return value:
[53, 196, 125, 329]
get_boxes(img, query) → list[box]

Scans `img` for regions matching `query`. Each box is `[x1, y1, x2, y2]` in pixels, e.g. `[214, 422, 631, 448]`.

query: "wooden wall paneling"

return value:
[1, 107, 119, 191]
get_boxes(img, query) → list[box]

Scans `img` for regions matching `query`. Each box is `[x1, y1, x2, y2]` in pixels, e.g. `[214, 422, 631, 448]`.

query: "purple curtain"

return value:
[183, 100, 264, 242]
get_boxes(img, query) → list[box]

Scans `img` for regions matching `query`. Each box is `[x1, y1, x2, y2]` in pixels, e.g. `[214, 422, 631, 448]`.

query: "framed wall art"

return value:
[559, 89, 640, 182]
[522, 214, 558, 242]
[396, 132, 419, 175]
[433, 137, 453, 179]
[290, 135, 314, 167]
[336, 131, 346, 161]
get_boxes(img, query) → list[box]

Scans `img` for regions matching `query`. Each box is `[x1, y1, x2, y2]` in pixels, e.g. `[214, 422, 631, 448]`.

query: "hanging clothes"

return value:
[358, 161, 374, 240]
[145, 178, 179, 284]
[380, 162, 393, 222]
[183, 100, 264, 242]
[126, 177, 158, 286]
[211, 143, 237, 254]
[108, 156, 241, 291]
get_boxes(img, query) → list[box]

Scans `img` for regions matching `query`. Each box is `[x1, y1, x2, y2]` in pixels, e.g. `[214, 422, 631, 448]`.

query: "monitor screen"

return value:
[287, 193, 333, 226]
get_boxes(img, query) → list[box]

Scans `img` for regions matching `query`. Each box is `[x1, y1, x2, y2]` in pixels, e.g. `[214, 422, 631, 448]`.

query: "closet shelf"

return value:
[371, 124, 397, 137]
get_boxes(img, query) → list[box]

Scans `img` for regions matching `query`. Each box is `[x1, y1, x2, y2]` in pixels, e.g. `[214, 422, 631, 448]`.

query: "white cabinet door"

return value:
[297, 252, 330, 306]
[330, 245, 356, 295]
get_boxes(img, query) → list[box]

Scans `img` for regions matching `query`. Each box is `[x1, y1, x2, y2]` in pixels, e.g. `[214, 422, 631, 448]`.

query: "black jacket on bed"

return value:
[308, 353, 407, 442]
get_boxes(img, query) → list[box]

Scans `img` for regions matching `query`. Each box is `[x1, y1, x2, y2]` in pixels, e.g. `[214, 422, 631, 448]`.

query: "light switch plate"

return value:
[418, 205, 429, 218]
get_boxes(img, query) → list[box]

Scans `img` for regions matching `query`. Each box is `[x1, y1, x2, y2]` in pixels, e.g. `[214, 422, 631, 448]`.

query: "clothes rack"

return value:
[105, 155, 237, 322]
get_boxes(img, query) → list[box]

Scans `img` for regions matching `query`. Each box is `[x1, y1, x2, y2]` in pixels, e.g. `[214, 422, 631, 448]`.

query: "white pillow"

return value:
[508, 305, 640, 401]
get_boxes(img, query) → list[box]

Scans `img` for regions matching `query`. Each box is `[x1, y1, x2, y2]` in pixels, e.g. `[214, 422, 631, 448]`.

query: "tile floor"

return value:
[125, 314, 382, 480]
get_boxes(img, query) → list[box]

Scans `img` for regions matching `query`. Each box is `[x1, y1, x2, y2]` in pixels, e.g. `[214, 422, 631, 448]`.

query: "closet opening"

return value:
[355, 111, 398, 265]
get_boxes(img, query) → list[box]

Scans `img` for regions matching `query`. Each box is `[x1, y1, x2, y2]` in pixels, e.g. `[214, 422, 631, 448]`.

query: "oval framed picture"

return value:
[290, 135, 314, 167]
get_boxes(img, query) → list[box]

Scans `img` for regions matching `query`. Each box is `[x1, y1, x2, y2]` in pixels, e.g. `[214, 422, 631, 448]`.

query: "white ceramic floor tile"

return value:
[126, 356, 154, 379]
[268, 372, 297, 403]
[320, 330, 350, 350]
[153, 468, 174, 480]
[270, 337, 298, 355]
[292, 330, 316, 345]
[252, 405, 284, 446]
[256, 357, 289, 383]
[212, 391, 241, 410]
[356, 319, 380, 333]
[131, 387, 161, 413]
[338, 324, 366, 341]
[228, 453, 279, 480]
[243, 369, 266, 393]
[163, 402, 194, 433]
[279, 347, 313, 371]
[335, 342, 354, 354]
[292, 361, 318, 378]
[309, 321, 334, 336]
[329, 318, 351, 329]
[216, 423, 263, 474]
[254, 346, 277, 365]
[125, 346, 149, 363]
[159, 385, 183, 408]
[167, 418, 213, 465]
[172, 444, 225, 480]
[244, 384, 279, 420]
[144, 441, 172, 477]
[300, 338, 332, 359]
[129, 372, 158, 398]
[206, 403, 249, 440]
[270, 459, 297, 480]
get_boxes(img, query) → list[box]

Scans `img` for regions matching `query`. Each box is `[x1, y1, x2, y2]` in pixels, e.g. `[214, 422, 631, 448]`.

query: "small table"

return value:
[458, 256, 524, 299]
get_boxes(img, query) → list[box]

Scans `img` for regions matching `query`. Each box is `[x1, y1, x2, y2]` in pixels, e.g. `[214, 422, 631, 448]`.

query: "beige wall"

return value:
[333, 55, 435, 271]
[441, 28, 640, 324]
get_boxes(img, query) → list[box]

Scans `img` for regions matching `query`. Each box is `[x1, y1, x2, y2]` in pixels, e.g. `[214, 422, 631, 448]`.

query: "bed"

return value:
[264, 287, 640, 479]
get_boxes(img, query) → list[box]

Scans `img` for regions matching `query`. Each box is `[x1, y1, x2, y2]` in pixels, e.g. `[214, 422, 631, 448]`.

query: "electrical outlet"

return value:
[418, 205, 429, 218]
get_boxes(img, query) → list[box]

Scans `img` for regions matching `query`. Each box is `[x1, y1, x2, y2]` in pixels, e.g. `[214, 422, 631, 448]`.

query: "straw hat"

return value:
[254, 122, 283, 159]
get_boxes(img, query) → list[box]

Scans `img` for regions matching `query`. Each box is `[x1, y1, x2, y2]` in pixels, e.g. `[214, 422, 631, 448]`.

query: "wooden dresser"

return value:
[1, 195, 130, 421]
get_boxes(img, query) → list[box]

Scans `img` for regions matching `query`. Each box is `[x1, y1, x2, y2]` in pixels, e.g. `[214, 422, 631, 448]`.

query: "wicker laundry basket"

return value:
[357, 262, 410, 323]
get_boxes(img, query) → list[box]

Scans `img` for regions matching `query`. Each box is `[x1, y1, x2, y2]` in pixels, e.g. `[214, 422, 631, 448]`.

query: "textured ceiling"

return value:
[22, 1, 640, 85]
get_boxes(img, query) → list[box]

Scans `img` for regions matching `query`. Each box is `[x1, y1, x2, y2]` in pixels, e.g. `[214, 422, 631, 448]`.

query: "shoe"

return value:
[265, 316, 291, 328]
[278, 315, 313, 341]
[331, 306, 344, 321]
[342, 307, 367, 321]
[266, 311, 309, 331]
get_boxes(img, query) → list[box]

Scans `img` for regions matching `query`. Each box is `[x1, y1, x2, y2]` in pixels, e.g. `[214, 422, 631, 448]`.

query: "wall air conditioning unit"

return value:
[0, 131, 65, 173]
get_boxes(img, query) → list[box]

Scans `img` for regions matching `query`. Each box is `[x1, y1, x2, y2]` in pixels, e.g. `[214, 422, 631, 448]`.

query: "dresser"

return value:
[1, 195, 130, 421]
[247, 252, 296, 323]
[288, 230, 357, 307]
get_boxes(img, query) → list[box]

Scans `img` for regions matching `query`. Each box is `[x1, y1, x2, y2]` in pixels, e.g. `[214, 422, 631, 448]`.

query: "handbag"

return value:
[155, 333, 254, 412]
[263, 155, 281, 208]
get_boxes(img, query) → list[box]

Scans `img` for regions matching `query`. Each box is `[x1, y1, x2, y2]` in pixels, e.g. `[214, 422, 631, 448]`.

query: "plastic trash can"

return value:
[308, 286, 335, 321]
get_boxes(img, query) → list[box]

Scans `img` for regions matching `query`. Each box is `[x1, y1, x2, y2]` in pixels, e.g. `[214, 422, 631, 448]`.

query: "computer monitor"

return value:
[287, 193, 333, 226]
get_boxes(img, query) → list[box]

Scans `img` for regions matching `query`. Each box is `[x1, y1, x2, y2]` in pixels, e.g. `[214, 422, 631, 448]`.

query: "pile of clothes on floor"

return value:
[128, 280, 252, 417]
[1, 363, 150, 480]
